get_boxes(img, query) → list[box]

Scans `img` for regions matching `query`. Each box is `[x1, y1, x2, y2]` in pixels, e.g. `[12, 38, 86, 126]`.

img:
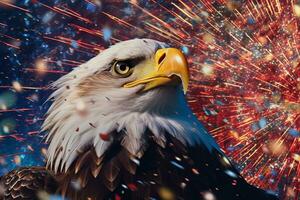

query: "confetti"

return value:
[292, 153, 300, 162]
[267, 140, 287, 156]
[0, 1, 299, 198]
[12, 81, 22, 92]
[35, 59, 48, 75]
[75, 100, 88, 116]
[201, 191, 216, 200]
[202, 33, 215, 44]
[224, 170, 238, 179]
[127, 183, 137, 191]
[158, 187, 175, 200]
[294, 4, 300, 17]
[99, 132, 110, 141]
[201, 64, 213, 76]
[13, 155, 21, 165]
[192, 168, 199, 175]
[102, 26, 112, 42]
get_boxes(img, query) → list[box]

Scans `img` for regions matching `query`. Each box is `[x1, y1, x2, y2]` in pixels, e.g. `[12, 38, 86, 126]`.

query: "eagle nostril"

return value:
[158, 53, 166, 65]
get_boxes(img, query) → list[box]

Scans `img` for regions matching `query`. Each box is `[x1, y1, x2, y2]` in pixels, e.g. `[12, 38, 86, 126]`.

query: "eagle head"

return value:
[43, 39, 217, 173]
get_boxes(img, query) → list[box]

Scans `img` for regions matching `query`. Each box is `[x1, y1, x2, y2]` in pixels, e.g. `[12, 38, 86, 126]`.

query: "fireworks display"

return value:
[0, 0, 300, 199]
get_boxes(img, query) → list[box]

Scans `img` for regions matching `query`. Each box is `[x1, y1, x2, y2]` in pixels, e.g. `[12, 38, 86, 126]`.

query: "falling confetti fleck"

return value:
[0, 1, 299, 199]
[35, 59, 48, 75]
[99, 132, 110, 141]
[268, 140, 287, 156]
[292, 153, 300, 162]
[12, 81, 22, 92]
[294, 4, 300, 17]
[158, 187, 175, 200]
[102, 26, 112, 42]
[127, 183, 137, 192]
[201, 63, 214, 76]
[75, 100, 88, 116]
[201, 191, 217, 200]
[13, 155, 21, 165]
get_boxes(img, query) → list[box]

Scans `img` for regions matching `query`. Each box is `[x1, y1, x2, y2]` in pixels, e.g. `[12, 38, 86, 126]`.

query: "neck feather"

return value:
[44, 88, 219, 173]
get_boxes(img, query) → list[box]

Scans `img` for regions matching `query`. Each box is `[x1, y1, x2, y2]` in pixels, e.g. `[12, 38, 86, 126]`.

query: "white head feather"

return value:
[43, 38, 219, 173]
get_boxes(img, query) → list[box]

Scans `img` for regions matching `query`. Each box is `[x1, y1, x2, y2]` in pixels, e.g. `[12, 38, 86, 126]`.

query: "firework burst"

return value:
[0, 0, 299, 199]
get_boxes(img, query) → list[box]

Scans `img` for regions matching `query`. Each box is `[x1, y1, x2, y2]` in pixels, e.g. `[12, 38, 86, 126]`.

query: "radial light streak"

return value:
[1, 0, 300, 199]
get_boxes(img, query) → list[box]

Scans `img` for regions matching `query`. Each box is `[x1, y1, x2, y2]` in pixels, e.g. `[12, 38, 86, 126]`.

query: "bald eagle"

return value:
[0, 39, 278, 200]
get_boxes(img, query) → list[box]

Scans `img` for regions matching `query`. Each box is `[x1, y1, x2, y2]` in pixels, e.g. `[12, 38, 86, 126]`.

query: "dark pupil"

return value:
[119, 63, 128, 71]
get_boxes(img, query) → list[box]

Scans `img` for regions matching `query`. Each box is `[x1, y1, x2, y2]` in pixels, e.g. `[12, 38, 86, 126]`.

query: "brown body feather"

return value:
[0, 167, 57, 200]
[1, 132, 278, 200]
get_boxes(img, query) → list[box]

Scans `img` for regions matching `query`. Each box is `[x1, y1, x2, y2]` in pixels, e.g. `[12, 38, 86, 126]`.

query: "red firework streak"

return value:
[1, 0, 300, 199]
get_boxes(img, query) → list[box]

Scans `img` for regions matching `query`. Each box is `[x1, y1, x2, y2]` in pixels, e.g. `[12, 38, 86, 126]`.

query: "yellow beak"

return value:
[123, 48, 189, 93]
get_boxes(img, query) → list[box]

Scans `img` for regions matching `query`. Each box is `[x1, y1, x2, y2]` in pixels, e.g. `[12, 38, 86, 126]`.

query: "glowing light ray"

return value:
[150, 0, 192, 27]
[171, 2, 195, 21]
[43, 36, 98, 54]
[38, 1, 92, 24]
[69, 23, 121, 43]
[1, 0, 299, 196]
[0, 1, 30, 12]
[0, 108, 32, 113]
[102, 12, 146, 34]
[0, 40, 20, 49]
[144, 22, 182, 43]
[24, 68, 68, 74]
[0, 86, 45, 90]
[130, 2, 187, 39]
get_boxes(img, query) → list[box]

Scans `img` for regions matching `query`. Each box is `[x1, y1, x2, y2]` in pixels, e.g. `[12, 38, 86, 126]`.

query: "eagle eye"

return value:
[112, 60, 134, 77]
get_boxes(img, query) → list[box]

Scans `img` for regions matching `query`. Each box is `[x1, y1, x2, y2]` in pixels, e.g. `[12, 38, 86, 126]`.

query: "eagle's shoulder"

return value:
[128, 133, 279, 200]
[0, 166, 58, 200]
